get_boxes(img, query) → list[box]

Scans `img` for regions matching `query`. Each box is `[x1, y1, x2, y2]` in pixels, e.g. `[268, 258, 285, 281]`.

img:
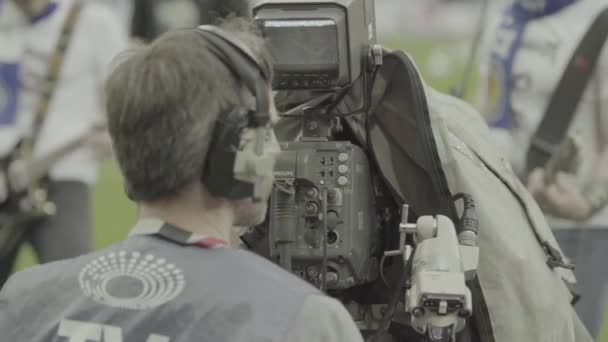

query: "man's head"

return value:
[203, 0, 252, 23]
[105, 18, 279, 227]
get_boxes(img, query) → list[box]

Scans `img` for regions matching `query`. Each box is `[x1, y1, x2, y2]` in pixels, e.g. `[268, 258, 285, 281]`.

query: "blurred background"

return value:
[9, 0, 607, 339]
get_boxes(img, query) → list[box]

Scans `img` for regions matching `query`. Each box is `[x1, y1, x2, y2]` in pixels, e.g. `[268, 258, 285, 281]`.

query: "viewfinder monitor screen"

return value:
[262, 19, 340, 71]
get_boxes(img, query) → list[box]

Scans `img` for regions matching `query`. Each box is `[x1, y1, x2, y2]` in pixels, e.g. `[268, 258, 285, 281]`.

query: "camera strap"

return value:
[20, 1, 83, 158]
[525, 6, 608, 172]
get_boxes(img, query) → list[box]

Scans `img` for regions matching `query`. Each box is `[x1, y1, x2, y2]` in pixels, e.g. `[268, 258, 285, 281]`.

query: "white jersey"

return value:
[0, 0, 128, 185]
[479, 0, 608, 228]
[86, 0, 133, 30]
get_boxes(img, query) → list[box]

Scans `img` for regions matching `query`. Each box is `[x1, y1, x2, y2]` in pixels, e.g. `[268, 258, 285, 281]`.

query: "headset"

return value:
[197, 25, 274, 201]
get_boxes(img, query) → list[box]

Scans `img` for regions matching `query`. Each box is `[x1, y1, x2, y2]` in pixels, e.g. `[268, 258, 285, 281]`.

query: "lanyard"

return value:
[129, 218, 229, 249]
[195, 237, 229, 249]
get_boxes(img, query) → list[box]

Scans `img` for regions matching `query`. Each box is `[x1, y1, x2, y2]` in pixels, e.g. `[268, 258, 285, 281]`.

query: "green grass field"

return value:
[12, 38, 608, 341]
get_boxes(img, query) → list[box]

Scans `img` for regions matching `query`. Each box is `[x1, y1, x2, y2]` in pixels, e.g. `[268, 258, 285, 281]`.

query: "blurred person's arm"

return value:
[283, 295, 363, 342]
[575, 80, 608, 215]
[594, 100, 608, 182]
[528, 67, 608, 221]
[86, 3, 130, 160]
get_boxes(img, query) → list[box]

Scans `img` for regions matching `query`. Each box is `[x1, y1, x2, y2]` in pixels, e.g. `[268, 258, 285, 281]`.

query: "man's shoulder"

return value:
[284, 295, 364, 342]
[166, 242, 321, 298]
[0, 237, 332, 341]
[1, 240, 130, 296]
[104, 235, 320, 298]
[231, 249, 321, 294]
[541, 0, 608, 26]
[425, 85, 489, 132]
[567, 0, 608, 16]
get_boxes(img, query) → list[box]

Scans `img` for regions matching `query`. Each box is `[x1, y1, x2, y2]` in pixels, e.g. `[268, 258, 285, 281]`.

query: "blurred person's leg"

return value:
[554, 229, 608, 338]
[0, 243, 24, 286]
[28, 181, 92, 263]
[599, 283, 608, 337]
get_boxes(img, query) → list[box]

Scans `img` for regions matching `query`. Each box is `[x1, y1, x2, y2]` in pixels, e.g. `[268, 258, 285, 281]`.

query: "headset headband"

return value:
[197, 25, 270, 127]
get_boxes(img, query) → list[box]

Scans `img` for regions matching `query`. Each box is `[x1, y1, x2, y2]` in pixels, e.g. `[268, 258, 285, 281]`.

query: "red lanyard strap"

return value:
[129, 219, 228, 249]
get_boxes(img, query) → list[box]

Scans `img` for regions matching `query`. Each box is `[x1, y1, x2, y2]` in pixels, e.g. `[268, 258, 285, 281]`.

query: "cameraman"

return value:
[0, 19, 364, 342]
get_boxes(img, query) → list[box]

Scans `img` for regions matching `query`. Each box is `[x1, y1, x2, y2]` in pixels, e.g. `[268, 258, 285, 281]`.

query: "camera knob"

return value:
[305, 202, 319, 215]
[306, 187, 319, 199]
[327, 189, 341, 204]
[319, 271, 339, 286]
[326, 210, 340, 229]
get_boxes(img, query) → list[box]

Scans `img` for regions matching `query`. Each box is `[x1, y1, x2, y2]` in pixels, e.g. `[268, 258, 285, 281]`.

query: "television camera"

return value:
[248, 1, 480, 340]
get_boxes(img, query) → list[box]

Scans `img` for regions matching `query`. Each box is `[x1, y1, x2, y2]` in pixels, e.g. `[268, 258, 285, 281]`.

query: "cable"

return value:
[279, 93, 334, 117]
[368, 246, 416, 342]
[452, 193, 478, 236]
[320, 188, 329, 291]
[326, 71, 366, 113]
[364, 65, 381, 150]
[452, 0, 490, 99]
[379, 254, 389, 287]
[278, 65, 381, 122]
[328, 65, 381, 118]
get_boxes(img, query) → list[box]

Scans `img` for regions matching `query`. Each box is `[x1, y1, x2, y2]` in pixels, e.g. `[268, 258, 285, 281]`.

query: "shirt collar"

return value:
[129, 218, 228, 249]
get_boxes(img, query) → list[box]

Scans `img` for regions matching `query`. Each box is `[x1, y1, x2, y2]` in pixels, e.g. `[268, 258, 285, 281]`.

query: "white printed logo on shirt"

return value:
[79, 251, 185, 310]
[58, 319, 170, 342]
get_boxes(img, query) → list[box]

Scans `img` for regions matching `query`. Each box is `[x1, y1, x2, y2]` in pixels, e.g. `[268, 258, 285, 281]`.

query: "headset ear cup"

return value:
[202, 112, 254, 199]
[197, 26, 273, 200]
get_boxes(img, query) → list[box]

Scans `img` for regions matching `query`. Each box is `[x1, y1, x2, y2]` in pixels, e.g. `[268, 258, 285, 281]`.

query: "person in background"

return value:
[0, 18, 364, 342]
[0, 0, 128, 285]
[88, 0, 134, 30]
[477, 0, 608, 337]
[130, 0, 248, 42]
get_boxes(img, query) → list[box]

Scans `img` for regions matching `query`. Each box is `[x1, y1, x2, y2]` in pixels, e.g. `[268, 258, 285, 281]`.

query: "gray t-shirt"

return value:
[0, 219, 363, 342]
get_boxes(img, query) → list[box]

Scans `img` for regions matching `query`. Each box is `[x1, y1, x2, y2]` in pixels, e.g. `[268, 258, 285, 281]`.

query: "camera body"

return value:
[253, 0, 383, 293]
[253, 0, 377, 90]
[248, 2, 479, 339]
[269, 140, 378, 289]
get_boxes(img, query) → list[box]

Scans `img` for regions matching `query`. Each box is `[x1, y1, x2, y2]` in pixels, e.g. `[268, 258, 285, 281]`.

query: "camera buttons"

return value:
[337, 176, 348, 186]
[327, 189, 340, 203]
